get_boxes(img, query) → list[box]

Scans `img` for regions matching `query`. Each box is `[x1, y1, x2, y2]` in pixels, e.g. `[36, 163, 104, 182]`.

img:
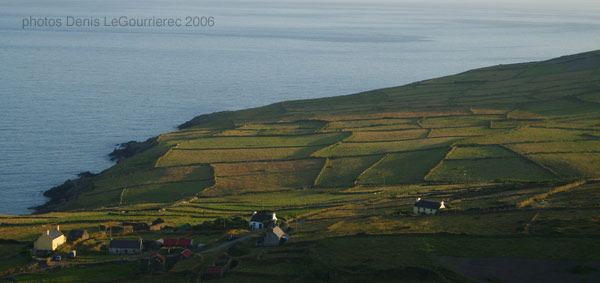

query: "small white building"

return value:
[249, 211, 277, 230]
[34, 225, 66, 251]
[108, 239, 143, 254]
[413, 198, 445, 214]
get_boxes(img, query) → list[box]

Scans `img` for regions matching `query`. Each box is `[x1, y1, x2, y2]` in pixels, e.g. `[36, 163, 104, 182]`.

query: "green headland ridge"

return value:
[37, 49, 600, 212]
[2, 50, 600, 282]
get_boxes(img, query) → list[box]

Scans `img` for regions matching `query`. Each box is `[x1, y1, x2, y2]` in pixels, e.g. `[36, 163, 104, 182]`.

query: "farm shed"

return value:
[263, 226, 287, 246]
[67, 229, 89, 241]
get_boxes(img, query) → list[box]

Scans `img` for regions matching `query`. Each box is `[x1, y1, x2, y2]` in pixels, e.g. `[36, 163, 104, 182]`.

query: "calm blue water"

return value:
[1, 0, 600, 215]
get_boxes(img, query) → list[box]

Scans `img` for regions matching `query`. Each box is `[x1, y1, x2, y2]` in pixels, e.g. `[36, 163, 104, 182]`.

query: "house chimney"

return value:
[56, 225, 60, 231]
[252, 211, 257, 215]
[46, 230, 50, 235]
[416, 197, 421, 202]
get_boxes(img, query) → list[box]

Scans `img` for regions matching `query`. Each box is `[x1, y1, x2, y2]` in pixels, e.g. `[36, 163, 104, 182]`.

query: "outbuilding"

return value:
[67, 229, 89, 242]
[263, 226, 287, 246]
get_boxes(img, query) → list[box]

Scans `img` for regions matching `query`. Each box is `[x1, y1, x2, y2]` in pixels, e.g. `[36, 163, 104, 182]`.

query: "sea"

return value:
[1, 0, 600, 215]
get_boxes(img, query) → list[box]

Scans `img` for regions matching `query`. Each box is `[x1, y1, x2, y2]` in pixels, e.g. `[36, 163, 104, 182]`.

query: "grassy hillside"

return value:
[4, 50, 599, 282]
[41, 50, 600, 211]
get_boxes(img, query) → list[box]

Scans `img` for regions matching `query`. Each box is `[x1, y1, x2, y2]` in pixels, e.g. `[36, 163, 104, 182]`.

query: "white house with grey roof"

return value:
[249, 211, 277, 230]
[413, 198, 445, 214]
[108, 239, 143, 254]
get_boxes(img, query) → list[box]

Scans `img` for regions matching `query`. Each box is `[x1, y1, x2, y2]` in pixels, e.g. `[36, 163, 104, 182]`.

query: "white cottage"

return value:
[34, 225, 66, 251]
[249, 211, 277, 230]
[413, 198, 445, 214]
[108, 239, 143, 254]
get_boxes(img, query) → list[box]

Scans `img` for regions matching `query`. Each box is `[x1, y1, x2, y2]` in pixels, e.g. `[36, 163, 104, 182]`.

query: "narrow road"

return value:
[198, 232, 260, 255]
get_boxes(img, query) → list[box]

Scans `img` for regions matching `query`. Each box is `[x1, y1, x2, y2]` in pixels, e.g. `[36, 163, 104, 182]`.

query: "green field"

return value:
[428, 126, 503, 137]
[13, 262, 142, 282]
[530, 182, 600, 208]
[324, 118, 416, 130]
[447, 145, 517, 159]
[313, 137, 460, 157]
[346, 129, 428, 142]
[314, 155, 384, 187]
[178, 132, 348, 149]
[156, 146, 322, 166]
[527, 153, 600, 178]
[426, 158, 557, 182]
[222, 120, 328, 135]
[357, 147, 450, 185]
[507, 140, 600, 154]
[205, 159, 325, 195]
[93, 165, 213, 190]
[121, 179, 215, 204]
[336, 123, 422, 131]
[420, 115, 503, 128]
[459, 127, 591, 145]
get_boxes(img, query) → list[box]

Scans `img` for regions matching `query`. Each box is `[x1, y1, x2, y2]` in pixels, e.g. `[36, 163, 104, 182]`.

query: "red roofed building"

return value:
[181, 249, 193, 258]
[163, 238, 193, 248]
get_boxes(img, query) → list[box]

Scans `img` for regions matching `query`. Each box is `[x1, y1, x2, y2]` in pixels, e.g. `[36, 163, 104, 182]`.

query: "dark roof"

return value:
[250, 211, 275, 222]
[415, 199, 443, 210]
[109, 239, 142, 249]
[151, 218, 165, 226]
[41, 227, 63, 240]
[68, 230, 88, 238]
